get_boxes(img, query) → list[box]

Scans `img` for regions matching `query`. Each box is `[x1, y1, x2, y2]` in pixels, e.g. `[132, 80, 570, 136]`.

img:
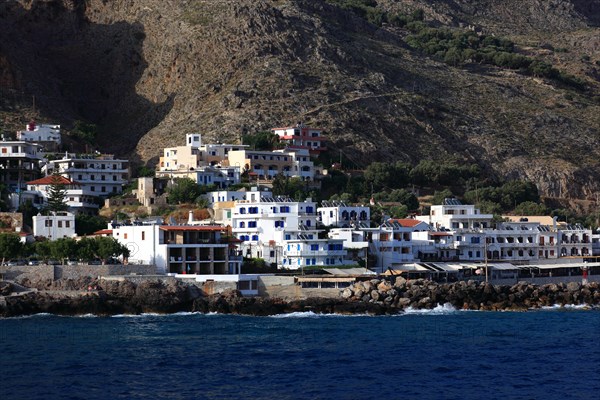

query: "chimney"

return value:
[188, 210, 194, 224]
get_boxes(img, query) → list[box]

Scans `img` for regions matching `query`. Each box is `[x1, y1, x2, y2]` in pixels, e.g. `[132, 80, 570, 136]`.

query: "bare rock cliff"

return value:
[1, 0, 600, 201]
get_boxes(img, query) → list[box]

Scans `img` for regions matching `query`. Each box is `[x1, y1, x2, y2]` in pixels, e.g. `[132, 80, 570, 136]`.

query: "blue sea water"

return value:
[1, 306, 599, 400]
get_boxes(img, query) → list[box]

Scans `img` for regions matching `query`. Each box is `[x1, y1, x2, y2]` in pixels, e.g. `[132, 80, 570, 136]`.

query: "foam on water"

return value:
[268, 311, 373, 318]
[403, 302, 461, 315]
[540, 303, 591, 310]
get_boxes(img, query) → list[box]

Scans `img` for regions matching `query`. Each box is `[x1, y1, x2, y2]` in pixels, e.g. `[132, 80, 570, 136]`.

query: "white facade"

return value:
[0, 140, 43, 202]
[362, 220, 415, 272]
[111, 223, 241, 275]
[231, 197, 350, 269]
[23, 175, 99, 214]
[17, 122, 61, 146]
[46, 154, 129, 197]
[33, 212, 76, 240]
[318, 201, 370, 227]
[157, 165, 241, 188]
[416, 198, 493, 231]
[206, 188, 272, 205]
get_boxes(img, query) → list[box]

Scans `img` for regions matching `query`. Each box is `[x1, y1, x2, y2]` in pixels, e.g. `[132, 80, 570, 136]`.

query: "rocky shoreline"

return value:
[1, 277, 599, 318]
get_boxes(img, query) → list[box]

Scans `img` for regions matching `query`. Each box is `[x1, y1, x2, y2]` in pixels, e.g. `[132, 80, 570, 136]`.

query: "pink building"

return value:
[271, 122, 327, 155]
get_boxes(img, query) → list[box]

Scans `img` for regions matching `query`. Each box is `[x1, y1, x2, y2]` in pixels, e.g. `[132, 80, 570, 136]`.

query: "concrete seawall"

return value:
[0, 264, 157, 281]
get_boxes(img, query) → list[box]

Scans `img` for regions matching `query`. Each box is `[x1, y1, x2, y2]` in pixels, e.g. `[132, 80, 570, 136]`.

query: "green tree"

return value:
[387, 204, 409, 218]
[71, 120, 97, 144]
[76, 237, 98, 261]
[364, 162, 395, 192]
[513, 201, 548, 216]
[0, 233, 22, 263]
[17, 200, 38, 228]
[46, 173, 68, 213]
[432, 189, 453, 205]
[242, 131, 281, 151]
[95, 237, 130, 264]
[34, 240, 53, 262]
[75, 215, 108, 236]
[50, 238, 78, 264]
[167, 178, 204, 205]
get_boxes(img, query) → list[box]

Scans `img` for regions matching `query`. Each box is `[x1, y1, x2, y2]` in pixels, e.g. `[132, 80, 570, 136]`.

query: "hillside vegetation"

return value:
[0, 0, 599, 209]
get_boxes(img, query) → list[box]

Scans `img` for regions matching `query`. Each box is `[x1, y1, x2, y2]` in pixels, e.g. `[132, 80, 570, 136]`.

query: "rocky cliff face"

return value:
[1, 0, 599, 201]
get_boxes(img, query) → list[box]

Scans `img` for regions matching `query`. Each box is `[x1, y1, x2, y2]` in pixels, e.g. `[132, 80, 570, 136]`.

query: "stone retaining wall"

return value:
[1, 264, 157, 282]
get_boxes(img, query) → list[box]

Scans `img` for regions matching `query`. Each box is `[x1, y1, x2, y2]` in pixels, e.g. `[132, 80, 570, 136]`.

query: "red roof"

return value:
[27, 175, 78, 186]
[93, 229, 113, 235]
[389, 219, 424, 228]
[159, 226, 226, 232]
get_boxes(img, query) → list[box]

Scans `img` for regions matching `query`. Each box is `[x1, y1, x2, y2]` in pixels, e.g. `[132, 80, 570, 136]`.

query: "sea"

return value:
[1, 305, 599, 400]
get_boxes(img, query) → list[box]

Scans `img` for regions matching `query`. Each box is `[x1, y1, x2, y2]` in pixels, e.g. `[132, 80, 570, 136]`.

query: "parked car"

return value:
[88, 259, 102, 265]
[5, 260, 26, 266]
[28, 259, 40, 266]
[66, 259, 78, 266]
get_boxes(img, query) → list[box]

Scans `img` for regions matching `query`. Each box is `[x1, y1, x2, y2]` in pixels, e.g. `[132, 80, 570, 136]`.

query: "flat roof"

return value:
[159, 226, 226, 232]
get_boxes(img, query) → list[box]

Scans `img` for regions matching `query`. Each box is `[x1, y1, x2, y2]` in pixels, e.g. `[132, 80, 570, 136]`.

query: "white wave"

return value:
[269, 311, 374, 318]
[540, 304, 591, 310]
[403, 303, 461, 315]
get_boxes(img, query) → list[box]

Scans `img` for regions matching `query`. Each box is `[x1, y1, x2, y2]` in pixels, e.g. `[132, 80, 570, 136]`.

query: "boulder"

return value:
[377, 281, 393, 293]
[393, 277, 407, 288]
[567, 282, 581, 292]
[341, 288, 353, 299]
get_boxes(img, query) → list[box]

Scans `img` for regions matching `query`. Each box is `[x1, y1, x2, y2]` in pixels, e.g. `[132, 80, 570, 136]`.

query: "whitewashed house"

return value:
[111, 222, 242, 275]
[17, 121, 61, 150]
[318, 200, 370, 227]
[33, 212, 76, 240]
[231, 196, 350, 269]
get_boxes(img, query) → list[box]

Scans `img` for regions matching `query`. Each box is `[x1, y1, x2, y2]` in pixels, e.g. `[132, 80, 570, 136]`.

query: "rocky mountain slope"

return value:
[1, 0, 599, 202]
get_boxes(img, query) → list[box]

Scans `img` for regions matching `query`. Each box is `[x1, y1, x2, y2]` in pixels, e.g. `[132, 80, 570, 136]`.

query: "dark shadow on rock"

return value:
[572, 0, 600, 26]
[0, 0, 173, 156]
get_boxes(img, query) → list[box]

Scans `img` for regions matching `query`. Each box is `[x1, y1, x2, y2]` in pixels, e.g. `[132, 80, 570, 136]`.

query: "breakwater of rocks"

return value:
[1, 277, 599, 317]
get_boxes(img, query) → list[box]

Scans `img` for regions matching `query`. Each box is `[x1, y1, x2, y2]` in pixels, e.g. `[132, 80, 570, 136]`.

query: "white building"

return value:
[157, 165, 240, 188]
[23, 175, 99, 214]
[271, 122, 327, 156]
[17, 121, 61, 149]
[205, 188, 272, 206]
[318, 200, 370, 227]
[226, 148, 316, 183]
[417, 198, 493, 231]
[231, 196, 350, 269]
[45, 153, 129, 197]
[111, 223, 242, 275]
[0, 140, 43, 207]
[362, 220, 415, 272]
[32, 212, 76, 240]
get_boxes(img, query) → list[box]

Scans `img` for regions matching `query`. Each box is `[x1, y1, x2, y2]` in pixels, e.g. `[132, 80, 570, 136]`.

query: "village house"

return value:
[226, 148, 316, 184]
[317, 200, 370, 227]
[271, 122, 327, 155]
[16, 121, 61, 151]
[32, 211, 76, 240]
[45, 153, 129, 197]
[22, 175, 99, 215]
[0, 139, 43, 208]
[230, 195, 350, 269]
[111, 222, 242, 275]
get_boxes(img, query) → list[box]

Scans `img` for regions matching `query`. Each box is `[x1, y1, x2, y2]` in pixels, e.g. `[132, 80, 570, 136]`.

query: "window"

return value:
[78, 175, 82, 180]
[239, 222, 245, 228]
[124, 233, 128, 239]
[58, 221, 63, 228]
[310, 244, 319, 251]
[91, 175, 95, 180]
[91, 186, 95, 192]
[101, 175, 105, 181]
[113, 176, 117, 181]
[101, 186, 106, 192]
[251, 235, 259, 241]
[65, 221, 70, 228]
[142, 231, 145, 240]
[248, 221, 257, 228]
[45, 220, 53, 227]
[285, 234, 291, 240]
[275, 221, 284, 228]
